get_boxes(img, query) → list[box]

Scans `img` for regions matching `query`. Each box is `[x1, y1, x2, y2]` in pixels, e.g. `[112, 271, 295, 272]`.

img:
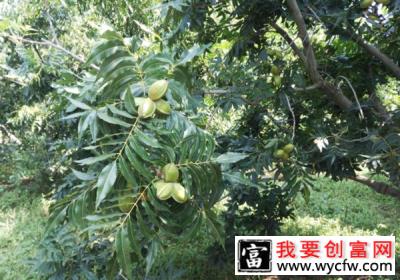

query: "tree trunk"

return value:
[286, 0, 354, 111]
[350, 32, 400, 79]
[348, 175, 400, 199]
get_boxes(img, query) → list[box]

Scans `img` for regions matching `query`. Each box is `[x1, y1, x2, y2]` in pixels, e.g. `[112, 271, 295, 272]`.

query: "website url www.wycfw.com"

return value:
[277, 259, 393, 275]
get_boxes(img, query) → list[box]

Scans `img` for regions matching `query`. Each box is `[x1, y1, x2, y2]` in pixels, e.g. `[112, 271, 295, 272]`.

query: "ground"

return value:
[0, 177, 398, 279]
[0, 189, 47, 279]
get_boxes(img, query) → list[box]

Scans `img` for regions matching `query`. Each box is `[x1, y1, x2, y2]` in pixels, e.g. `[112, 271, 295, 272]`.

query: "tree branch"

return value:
[0, 124, 21, 145]
[303, 3, 400, 79]
[348, 30, 400, 79]
[287, 0, 319, 80]
[291, 82, 322, 92]
[286, 0, 354, 111]
[348, 175, 400, 199]
[367, 65, 391, 122]
[5, 35, 99, 71]
[201, 86, 251, 96]
[270, 22, 307, 64]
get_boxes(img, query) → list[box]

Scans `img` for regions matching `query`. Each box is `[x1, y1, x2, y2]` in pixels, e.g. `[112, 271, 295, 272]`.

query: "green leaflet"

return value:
[180, 215, 202, 241]
[127, 219, 143, 259]
[68, 193, 89, 229]
[83, 139, 124, 150]
[124, 146, 153, 180]
[222, 171, 260, 189]
[145, 240, 160, 275]
[215, 152, 249, 164]
[61, 111, 86, 120]
[129, 136, 152, 162]
[107, 104, 134, 119]
[101, 30, 124, 41]
[96, 161, 117, 208]
[177, 43, 210, 65]
[75, 153, 115, 165]
[45, 206, 67, 234]
[136, 207, 154, 239]
[103, 75, 137, 97]
[124, 89, 137, 114]
[66, 97, 92, 110]
[203, 209, 225, 248]
[118, 157, 139, 187]
[89, 115, 98, 142]
[115, 227, 133, 280]
[142, 201, 165, 232]
[135, 130, 162, 148]
[71, 169, 95, 181]
[87, 40, 125, 65]
[103, 65, 136, 82]
[97, 111, 131, 127]
[78, 111, 96, 138]
[106, 255, 119, 280]
[133, 20, 159, 39]
[85, 213, 124, 222]
[98, 52, 135, 80]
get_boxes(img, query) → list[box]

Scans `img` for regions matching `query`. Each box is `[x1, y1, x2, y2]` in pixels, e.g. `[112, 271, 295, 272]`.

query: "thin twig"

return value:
[337, 76, 364, 119]
[5, 34, 99, 70]
[118, 271, 128, 280]
[291, 82, 321, 92]
[284, 94, 296, 140]
[0, 124, 22, 144]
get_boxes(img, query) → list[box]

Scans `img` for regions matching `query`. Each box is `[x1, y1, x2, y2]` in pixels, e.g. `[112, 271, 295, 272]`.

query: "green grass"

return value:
[159, 177, 400, 279]
[0, 177, 399, 279]
[282, 176, 400, 236]
[0, 189, 47, 280]
[281, 177, 400, 279]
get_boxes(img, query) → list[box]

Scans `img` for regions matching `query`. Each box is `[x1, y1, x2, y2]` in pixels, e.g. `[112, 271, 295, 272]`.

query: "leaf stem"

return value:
[176, 160, 214, 167]
[118, 180, 155, 227]
[115, 117, 140, 160]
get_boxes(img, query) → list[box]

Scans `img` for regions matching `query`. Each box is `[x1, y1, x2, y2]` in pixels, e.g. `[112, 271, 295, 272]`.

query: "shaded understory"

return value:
[0, 177, 398, 279]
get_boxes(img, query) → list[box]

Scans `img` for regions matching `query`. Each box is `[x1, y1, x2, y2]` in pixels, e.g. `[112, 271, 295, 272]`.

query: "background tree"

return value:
[165, 0, 400, 197]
